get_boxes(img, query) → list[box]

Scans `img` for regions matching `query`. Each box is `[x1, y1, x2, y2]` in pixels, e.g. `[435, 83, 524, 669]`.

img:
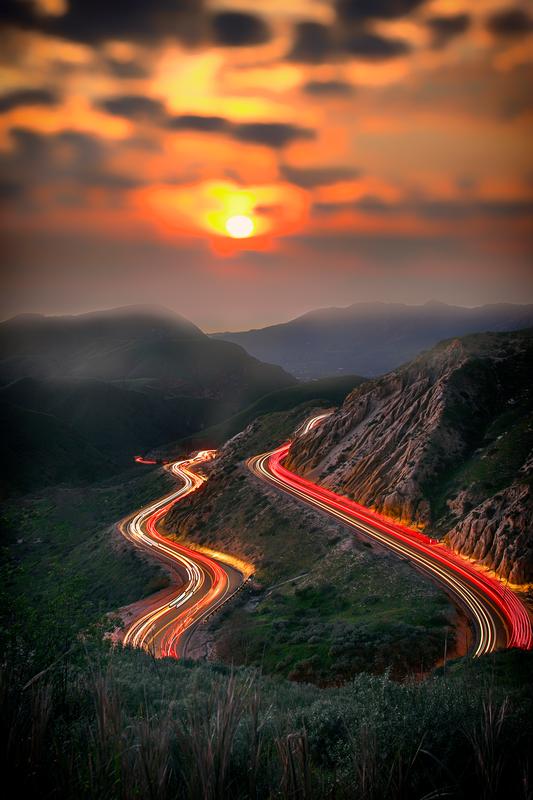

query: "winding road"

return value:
[118, 450, 245, 658]
[248, 413, 533, 657]
[119, 413, 531, 661]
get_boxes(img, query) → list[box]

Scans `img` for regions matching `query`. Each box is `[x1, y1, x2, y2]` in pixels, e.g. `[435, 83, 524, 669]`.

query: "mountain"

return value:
[152, 373, 367, 458]
[286, 330, 533, 584]
[212, 301, 533, 379]
[0, 305, 295, 402]
[0, 377, 225, 463]
[0, 306, 296, 491]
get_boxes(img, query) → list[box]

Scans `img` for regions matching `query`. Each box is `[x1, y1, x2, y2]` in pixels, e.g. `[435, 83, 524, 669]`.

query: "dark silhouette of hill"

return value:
[0, 306, 296, 492]
[0, 401, 116, 496]
[0, 305, 295, 401]
[212, 301, 533, 378]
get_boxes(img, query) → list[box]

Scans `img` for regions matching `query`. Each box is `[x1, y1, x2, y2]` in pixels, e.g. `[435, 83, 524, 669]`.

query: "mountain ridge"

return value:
[212, 301, 533, 379]
[286, 329, 533, 584]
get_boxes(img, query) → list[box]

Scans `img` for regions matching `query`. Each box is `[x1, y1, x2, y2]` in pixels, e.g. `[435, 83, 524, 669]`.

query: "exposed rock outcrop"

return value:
[287, 330, 533, 583]
[447, 483, 533, 585]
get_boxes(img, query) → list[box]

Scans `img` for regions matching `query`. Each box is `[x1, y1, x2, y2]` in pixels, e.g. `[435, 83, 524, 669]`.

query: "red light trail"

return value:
[248, 414, 532, 656]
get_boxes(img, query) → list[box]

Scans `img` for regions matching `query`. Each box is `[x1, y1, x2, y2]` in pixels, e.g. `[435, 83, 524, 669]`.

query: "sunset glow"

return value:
[225, 214, 254, 239]
[0, 0, 531, 328]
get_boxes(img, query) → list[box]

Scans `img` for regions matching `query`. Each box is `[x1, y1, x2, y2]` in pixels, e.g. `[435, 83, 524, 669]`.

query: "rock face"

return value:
[287, 330, 533, 583]
[447, 483, 532, 585]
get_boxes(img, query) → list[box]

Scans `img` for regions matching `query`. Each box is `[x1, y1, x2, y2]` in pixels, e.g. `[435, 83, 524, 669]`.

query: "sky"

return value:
[1, 0, 532, 331]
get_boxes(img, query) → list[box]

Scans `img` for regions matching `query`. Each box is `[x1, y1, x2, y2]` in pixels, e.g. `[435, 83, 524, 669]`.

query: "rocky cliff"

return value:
[287, 330, 533, 584]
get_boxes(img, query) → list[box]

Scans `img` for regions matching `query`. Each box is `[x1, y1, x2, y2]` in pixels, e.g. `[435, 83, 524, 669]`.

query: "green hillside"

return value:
[156, 373, 366, 455]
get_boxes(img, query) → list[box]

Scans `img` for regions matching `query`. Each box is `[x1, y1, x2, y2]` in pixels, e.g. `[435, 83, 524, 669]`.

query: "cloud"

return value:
[211, 11, 271, 47]
[427, 14, 471, 49]
[486, 8, 533, 38]
[232, 122, 315, 148]
[281, 165, 360, 188]
[302, 79, 354, 96]
[98, 99, 315, 149]
[313, 195, 533, 220]
[288, 21, 333, 63]
[96, 95, 166, 122]
[344, 31, 411, 59]
[166, 114, 230, 132]
[0, 88, 59, 114]
[105, 58, 149, 80]
[1, 0, 206, 46]
[0, 0, 272, 50]
[288, 19, 410, 63]
[1, 127, 146, 206]
[335, 0, 428, 22]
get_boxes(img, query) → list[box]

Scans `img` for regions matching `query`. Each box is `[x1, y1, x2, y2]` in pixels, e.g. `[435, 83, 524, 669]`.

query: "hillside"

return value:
[166, 405, 459, 681]
[0, 306, 296, 489]
[0, 305, 295, 402]
[151, 373, 367, 457]
[212, 301, 533, 378]
[287, 330, 533, 584]
[0, 401, 116, 496]
[0, 377, 224, 463]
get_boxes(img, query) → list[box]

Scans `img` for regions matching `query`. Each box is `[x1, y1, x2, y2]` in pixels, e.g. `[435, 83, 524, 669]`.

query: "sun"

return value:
[225, 214, 254, 239]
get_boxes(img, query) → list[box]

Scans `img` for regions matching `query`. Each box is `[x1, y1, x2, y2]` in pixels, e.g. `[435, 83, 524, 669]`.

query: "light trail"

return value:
[119, 451, 245, 659]
[248, 414, 532, 657]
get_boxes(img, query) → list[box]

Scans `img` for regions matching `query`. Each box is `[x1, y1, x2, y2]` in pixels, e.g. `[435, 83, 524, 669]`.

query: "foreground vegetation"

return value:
[1, 638, 532, 799]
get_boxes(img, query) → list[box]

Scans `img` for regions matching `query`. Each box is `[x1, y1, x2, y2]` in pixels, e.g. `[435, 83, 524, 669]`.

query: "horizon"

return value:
[3, 296, 533, 334]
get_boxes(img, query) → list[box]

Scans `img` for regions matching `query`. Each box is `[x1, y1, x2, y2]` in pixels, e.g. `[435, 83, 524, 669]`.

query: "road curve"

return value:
[118, 451, 245, 659]
[248, 414, 533, 657]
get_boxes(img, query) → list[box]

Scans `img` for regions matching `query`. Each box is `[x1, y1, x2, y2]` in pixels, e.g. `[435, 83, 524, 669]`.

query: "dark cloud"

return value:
[418, 198, 533, 220]
[313, 195, 533, 220]
[288, 21, 333, 63]
[1, 127, 146, 207]
[486, 8, 533, 38]
[97, 95, 166, 122]
[2, 0, 203, 44]
[98, 99, 315, 148]
[344, 31, 410, 59]
[233, 122, 315, 148]
[211, 11, 271, 47]
[0, 88, 58, 114]
[335, 0, 427, 22]
[281, 165, 360, 188]
[0, 0, 271, 49]
[0, 179, 22, 202]
[302, 79, 354, 96]
[105, 58, 149, 80]
[288, 19, 410, 63]
[0, 0, 205, 45]
[166, 115, 230, 132]
[427, 14, 471, 48]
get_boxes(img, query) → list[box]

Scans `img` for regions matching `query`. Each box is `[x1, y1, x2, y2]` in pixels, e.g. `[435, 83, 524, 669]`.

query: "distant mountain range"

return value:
[0, 306, 295, 493]
[212, 301, 533, 378]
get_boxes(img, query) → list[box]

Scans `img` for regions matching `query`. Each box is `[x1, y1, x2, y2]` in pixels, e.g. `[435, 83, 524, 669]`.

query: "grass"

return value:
[427, 399, 533, 526]
[215, 543, 455, 682]
[1, 641, 532, 800]
[167, 404, 459, 683]
[1, 463, 174, 662]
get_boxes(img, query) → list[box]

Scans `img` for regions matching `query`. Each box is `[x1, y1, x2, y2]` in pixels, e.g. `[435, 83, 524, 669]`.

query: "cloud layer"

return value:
[0, 0, 532, 327]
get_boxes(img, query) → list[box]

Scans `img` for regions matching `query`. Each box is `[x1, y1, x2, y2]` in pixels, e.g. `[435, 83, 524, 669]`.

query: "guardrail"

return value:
[202, 574, 255, 624]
